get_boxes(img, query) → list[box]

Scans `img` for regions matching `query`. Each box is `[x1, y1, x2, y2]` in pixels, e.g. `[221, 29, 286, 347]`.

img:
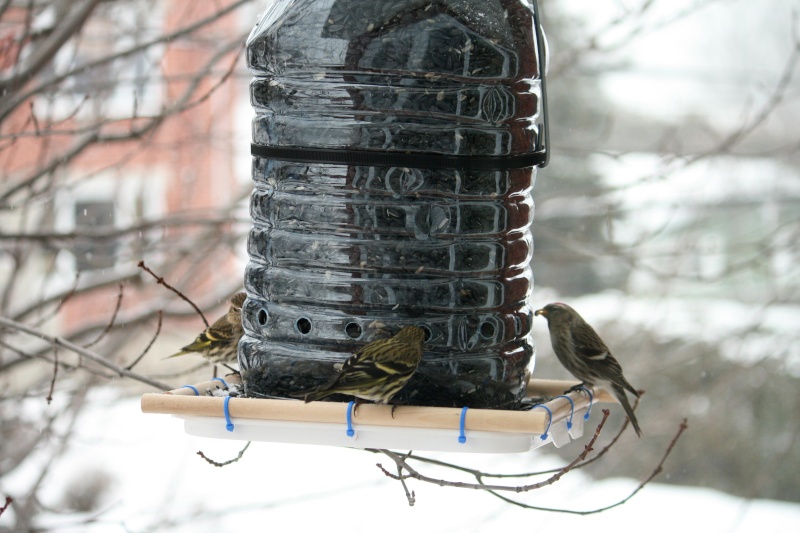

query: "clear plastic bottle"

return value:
[241, 0, 549, 409]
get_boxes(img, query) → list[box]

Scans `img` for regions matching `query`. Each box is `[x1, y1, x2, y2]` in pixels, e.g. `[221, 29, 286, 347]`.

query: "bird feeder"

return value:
[242, 0, 549, 409]
[143, 0, 572, 453]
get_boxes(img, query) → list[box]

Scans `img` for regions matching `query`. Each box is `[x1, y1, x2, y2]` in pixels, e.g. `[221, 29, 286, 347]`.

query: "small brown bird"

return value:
[535, 302, 642, 437]
[304, 325, 426, 407]
[167, 292, 246, 365]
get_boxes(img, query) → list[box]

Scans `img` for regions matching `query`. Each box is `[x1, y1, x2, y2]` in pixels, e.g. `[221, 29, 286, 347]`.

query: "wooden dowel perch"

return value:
[141, 378, 613, 435]
[529, 379, 615, 403]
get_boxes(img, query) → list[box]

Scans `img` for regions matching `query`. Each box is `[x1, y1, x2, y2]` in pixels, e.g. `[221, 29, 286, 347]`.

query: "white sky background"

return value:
[558, 0, 800, 129]
[550, 0, 800, 304]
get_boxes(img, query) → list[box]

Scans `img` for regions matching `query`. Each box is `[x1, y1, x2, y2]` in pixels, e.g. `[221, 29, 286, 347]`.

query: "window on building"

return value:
[72, 200, 118, 272]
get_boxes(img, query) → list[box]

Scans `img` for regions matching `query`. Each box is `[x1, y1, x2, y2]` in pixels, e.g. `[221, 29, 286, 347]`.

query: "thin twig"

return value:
[570, 390, 644, 470]
[397, 451, 416, 507]
[197, 441, 251, 467]
[577, 418, 689, 514]
[12, 269, 138, 323]
[387, 396, 643, 482]
[137, 260, 208, 327]
[0, 0, 250, 122]
[84, 283, 123, 348]
[126, 310, 162, 370]
[0, 339, 116, 381]
[0, 315, 173, 390]
[487, 418, 690, 514]
[375, 409, 611, 494]
[49, 272, 80, 316]
[0, 496, 11, 518]
[46, 347, 58, 404]
[0, 212, 239, 244]
[29, 100, 40, 135]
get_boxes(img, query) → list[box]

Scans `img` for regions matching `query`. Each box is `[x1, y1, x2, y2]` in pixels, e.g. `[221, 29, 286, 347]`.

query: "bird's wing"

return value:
[178, 319, 234, 352]
[571, 321, 611, 361]
[573, 323, 639, 397]
[206, 317, 236, 340]
[341, 348, 416, 378]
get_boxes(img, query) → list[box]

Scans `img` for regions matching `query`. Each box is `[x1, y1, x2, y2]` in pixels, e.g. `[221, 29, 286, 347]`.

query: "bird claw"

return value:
[521, 396, 551, 408]
[564, 382, 588, 395]
[222, 364, 240, 376]
[352, 399, 363, 417]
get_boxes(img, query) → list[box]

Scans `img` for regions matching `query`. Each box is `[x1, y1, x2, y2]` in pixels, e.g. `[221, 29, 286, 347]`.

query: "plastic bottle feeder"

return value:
[140, 0, 611, 454]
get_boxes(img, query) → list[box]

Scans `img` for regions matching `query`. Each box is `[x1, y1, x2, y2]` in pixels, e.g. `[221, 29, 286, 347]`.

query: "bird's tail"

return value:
[612, 384, 642, 437]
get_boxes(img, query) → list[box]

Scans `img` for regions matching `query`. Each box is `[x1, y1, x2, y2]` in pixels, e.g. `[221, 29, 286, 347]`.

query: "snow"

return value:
[3, 390, 799, 532]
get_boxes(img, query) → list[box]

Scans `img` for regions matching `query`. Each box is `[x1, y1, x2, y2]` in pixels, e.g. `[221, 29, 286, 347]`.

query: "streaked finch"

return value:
[167, 292, 246, 365]
[304, 325, 426, 407]
[535, 302, 642, 437]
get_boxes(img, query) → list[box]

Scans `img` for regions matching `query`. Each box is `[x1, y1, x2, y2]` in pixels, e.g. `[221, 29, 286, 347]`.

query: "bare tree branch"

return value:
[126, 310, 163, 370]
[137, 260, 208, 327]
[197, 441, 252, 467]
[0, 315, 173, 390]
[1, 36, 244, 206]
[0, 0, 252, 121]
[0, 496, 11, 518]
[84, 283, 124, 348]
[375, 409, 611, 498]
[45, 346, 59, 404]
[0, 0, 103, 93]
[486, 419, 689, 514]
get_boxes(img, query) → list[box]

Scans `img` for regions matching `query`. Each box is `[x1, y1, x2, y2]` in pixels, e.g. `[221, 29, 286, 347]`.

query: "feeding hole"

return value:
[479, 321, 495, 338]
[421, 326, 432, 342]
[295, 317, 312, 334]
[257, 309, 268, 326]
[345, 322, 362, 339]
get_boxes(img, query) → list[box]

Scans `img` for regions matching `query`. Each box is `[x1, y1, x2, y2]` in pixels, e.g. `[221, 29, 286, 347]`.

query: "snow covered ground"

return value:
[3, 390, 799, 532]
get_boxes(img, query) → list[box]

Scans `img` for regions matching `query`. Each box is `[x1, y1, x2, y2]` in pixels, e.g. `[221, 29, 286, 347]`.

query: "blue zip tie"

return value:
[531, 404, 553, 440]
[223, 396, 234, 432]
[346, 400, 356, 437]
[578, 386, 594, 420]
[555, 395, 575, 430]
[211, 377, 229, 389]
[458, 406, 469, 444]
[181, 385, 200, 396]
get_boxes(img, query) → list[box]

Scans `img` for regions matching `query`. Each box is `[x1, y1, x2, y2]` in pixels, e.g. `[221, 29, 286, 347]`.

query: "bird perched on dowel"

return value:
[303, 325, 426, 411]
[535, 302, 642, 437]
[167, 292, 246, 367]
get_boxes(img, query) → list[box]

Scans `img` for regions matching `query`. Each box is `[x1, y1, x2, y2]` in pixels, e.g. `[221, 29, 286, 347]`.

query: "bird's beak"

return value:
[534, 308, 545, 317]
